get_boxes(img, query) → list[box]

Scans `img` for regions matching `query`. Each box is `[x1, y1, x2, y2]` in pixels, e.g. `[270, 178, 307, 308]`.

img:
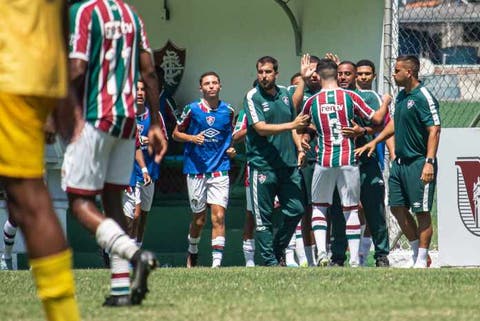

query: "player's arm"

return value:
[355, 120, 395, 158]
[135, 148, 152, 186]
[370, 94, 392, 125]
[172, 125, 205, 145]
[421, 125, 441, 184]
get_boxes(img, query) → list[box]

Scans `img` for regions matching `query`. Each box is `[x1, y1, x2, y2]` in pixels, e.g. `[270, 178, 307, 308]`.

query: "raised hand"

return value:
[301, 53, 316, 80]
[325, 52, 340, 65]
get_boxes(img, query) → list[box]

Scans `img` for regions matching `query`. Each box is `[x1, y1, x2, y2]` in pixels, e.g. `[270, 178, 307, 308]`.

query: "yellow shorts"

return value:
[0, 92, 56, 178]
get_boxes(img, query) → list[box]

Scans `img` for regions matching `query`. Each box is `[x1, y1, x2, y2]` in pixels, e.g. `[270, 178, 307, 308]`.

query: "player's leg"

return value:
[207, 175, 229, 268]
[186, 175, 208, 267]
[274, 167, 305, 265]
[294, 221, 307, 267]
[407, 158, 436, 268]
[242, 186, 256, 267]
[136, 182, 155, 247]
[122, 187, 137, 239]
[338, 165, 362, 267]
[329, 188, 347, 266]
[359, 160, 389, 267]
[249, 167, 277, 266]
[0, 93, 79, 320]
[1, 216, 17, 270]
[311, 165, 336, 266]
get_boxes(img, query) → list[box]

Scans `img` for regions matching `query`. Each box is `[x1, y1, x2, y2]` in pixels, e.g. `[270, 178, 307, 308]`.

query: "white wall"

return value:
[130, 0, 384, 110]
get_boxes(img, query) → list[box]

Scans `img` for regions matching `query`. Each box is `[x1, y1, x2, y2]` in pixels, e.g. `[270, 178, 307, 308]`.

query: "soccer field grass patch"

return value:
[1, 267, 479, 321]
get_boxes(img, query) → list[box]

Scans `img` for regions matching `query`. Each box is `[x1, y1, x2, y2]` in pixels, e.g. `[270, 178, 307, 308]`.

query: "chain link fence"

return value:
[384, 0, 480, 251]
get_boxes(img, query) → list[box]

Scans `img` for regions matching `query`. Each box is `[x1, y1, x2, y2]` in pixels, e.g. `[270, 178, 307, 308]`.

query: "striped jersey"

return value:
[178, 99, 235, 175]
[394, 84, 440, 159]
[233, 109, 248, 136]
[302, 88, 375, 167]
[69, 0, 151, 138]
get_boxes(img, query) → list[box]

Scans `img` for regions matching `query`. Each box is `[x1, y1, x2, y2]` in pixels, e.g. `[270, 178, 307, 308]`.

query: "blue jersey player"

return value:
[173, 71, 235, 268]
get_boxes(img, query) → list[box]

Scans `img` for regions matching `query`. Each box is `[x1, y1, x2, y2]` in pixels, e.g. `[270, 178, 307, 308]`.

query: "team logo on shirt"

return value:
[455, 157, 480, 237]
[282, 96, 290, 105]
[258, 174, 267, 184]
[206, 116, 215, 126]
[137, 124, 144, 134]
[154, 40, 186, 96]
[407, 99, 415, 109]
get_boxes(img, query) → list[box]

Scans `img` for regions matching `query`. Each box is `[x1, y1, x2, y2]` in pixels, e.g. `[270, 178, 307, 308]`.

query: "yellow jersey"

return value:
[0, 0, 67, 98]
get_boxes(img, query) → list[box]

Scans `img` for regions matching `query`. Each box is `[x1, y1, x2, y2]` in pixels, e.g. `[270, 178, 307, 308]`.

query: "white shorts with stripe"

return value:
[122, 182, 155, 219]
[245, 186, 252, 212]
[123, 187, 139, 219]
[311, 164, 360, 208]
[187, 174, 229, 213]
[62, 122, 135, 194]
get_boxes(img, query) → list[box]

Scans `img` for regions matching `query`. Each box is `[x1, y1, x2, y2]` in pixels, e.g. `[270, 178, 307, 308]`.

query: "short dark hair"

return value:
[310, 55, 321, 65]
[396, 55, 420, 78]
[356, 59, 376, 74]
[256, 56, 278, 72]
[290, 72, 301, 84]
[315, 58, 338, 80]
[199, 71, 220, 85]
[338, 60, 357, 70]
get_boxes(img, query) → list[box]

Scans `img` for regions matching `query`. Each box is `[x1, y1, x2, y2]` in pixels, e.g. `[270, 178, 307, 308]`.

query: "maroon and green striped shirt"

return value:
[69, 0, 151, 138]
[301, 89, 375, 167]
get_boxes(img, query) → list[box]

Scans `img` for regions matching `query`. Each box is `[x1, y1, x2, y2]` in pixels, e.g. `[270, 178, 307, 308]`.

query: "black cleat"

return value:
[130, 250, 158, 305]
[186, 252, 198, 268]
[103, 295, 131, 307]
[375, 256, 390, 267]
[328, 260, 344, 267]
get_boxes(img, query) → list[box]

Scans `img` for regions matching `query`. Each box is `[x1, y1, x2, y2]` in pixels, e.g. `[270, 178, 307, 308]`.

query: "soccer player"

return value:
[0, 1, 80, 320]
[125, 80, 167, 247]
[64, 0, 168, 306]
[356, 55, 441, 268]
[173, 72, 235, 268]
[301, 58, 389, 267]
[244, 56, 309, 266]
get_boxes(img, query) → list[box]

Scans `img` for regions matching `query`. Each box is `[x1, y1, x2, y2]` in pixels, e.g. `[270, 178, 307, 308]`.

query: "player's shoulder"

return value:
[245, 87, 259, 100]
[220, 101, 235, 114]
[416, 85, 438, 104]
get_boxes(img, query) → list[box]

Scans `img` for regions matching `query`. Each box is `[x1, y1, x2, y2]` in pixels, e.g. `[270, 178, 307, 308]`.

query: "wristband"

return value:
[141, 167, 148, 174]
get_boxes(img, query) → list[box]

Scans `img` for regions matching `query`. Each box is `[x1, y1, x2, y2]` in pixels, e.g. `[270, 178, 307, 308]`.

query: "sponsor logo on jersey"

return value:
[203, 128, 220, 139]
[206, 116, 215, 126]
[412, 202, 421, 208]
[258, 174, 267, 184]
[455, 157, 480, 237]
[282, 96, 290, 105]
[104, 21, 134, 39]
[321, 104, 343, 114]
[407, 99, 415, 109]
[262, 102, 269, 112]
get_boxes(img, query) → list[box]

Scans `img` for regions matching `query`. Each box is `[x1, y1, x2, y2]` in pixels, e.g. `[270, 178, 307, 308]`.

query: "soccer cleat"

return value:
[316, 252, 329, 267]
[102, 295, 131, 307]
[276, 255, 287, 267]
[0, 255, 12, 270]
[130, 250, 158, 305]
[375, 256, 390, 267]
[186, 252, 198, 268]
[328, 260, 344, 267]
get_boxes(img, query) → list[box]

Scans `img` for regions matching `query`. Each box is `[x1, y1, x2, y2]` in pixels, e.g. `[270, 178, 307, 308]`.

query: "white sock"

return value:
[285, 234, 298, 267]
[344, 209, 361, 267]
[188, 234, 200, 254]
[415, 247, 428, 268]
[409, 239, 419, 263]
[3, 219, 17, 259]
[212, 236, 225, 268]
[243, 239, 255, 267]
[96, 218, 138, 260]
[110, 254, 130, 296]
[312, 206, 328, 255]
[294, 223, 307, 266]
[359, 237, 372, 266]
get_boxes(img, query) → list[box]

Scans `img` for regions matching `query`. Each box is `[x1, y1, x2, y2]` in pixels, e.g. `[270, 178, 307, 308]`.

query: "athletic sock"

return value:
[30, 249, 80, 321]
[188, 234, 200, 254]
[242, 239, 255, 267]
[3, 219, 17, 259]
[110, 254, 130, 296]
[344, 208, 361, 267]
[414, 247, 428, 268]
[304, 245, 315, 267]
[211, 236, 225, 268]
[409, 239, 420, 264]
[285, 234, 298, 267]
[359, 237, 372, 266]
[294, 223, 307, 267]
[95, 218, 138, 260]
[312, 206, 328, 255]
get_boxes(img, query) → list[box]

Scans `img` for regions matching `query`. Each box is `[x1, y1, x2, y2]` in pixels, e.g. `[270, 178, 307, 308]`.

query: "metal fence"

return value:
[383, 0, 480, 250]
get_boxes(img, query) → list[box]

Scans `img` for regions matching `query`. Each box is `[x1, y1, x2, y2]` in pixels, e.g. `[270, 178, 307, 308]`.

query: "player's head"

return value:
[356, 59, 376, 90]
[394, 55, 420, 86]
[290, 72, 302, 86]
[306, 55, 321, 89]
[136, 79, 145, 109]
[199, 71, 221, 100]
[337, 61, 356, 90]
[256, 56, 278, 91]
[315, 58, 338, 81]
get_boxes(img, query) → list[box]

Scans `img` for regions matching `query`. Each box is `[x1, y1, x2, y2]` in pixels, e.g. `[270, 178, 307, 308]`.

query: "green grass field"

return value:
[1, 267, 479, 321]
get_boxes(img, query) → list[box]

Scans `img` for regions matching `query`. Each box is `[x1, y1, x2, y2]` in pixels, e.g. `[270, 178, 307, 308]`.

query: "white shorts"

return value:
[62, 122, 135, 195]
[245, 186, 252, 212]
[311, 164, 360, 208]
[137, 181, 155, 211]
[123, 187, 139, 219]
[187, 175, 229, 213]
